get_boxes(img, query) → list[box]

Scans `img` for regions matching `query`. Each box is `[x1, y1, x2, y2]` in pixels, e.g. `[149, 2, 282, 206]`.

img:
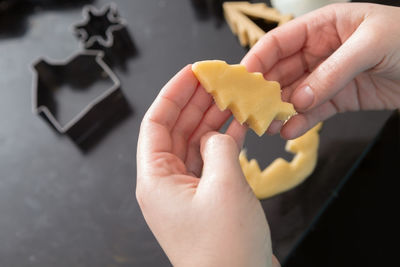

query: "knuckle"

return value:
[364, 26, 381, 46]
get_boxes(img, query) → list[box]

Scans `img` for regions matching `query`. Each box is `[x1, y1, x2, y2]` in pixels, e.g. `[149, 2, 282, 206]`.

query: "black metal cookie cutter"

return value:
[73, 3, 136, 69]
[32, 50, 129, 146]
[74, 3, 124, 49]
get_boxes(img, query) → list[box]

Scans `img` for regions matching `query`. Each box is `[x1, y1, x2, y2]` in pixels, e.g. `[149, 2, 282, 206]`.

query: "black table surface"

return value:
[0, 0, 397, 266]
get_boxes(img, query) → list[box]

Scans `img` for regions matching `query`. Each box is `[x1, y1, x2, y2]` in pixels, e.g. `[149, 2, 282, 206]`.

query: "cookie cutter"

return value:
[32, 50, 129, 145]
[73, 2, 124, 49]
[73, 3, 136, 69]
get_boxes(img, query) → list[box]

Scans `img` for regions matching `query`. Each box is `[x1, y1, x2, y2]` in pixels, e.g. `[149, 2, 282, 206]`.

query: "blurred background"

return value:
[1, 0, 399, 266]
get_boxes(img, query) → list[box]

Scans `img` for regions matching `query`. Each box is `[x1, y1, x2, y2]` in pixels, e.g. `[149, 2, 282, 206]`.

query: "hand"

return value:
[242, 3, 400, 139]
[136, 66, 280, 267]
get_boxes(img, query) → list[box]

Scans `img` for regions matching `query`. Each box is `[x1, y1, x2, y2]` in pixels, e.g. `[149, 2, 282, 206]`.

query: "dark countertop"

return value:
[0, 0, 397, 266]
[284, 111, 400, 267]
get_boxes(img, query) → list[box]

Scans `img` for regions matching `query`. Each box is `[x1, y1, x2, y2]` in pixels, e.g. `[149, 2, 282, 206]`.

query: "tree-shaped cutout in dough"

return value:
[192, 60, 296, 136]
[223, 2, 293, 47]
[240, 123, 323, 199]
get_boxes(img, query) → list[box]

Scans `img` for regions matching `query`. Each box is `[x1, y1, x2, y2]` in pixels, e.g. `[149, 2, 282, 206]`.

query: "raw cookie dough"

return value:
[240, 123, 323, 199]
[223, 2, 293, 47]
[192, 60, 296, 136]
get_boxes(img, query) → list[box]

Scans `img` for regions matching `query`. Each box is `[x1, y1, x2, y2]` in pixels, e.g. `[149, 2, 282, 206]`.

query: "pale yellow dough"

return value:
[240, 123, 323, 199]
[223, 2, 293, 47]
[192, 60, 296, 136]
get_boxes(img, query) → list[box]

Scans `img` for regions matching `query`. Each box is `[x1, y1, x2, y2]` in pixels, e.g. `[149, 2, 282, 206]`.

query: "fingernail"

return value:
[292, 85, 314, 111]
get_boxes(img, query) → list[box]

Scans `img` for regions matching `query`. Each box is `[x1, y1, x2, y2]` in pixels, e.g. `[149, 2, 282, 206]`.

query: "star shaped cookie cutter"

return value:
[73, 3, 127, 49]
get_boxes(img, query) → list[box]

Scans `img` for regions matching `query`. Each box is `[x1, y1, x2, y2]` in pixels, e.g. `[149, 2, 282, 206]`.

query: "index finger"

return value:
[241, 18, 307, 73]
[139, 65, 199, 157]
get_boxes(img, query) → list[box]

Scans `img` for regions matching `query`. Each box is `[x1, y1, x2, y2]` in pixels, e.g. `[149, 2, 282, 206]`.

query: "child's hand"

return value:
[242, 3, 400, 139]
[136, 66, 279, 267]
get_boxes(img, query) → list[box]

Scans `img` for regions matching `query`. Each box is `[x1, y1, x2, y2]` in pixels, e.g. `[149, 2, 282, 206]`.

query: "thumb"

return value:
[198, 132, 245, 190]
[291, 24, 379, 112]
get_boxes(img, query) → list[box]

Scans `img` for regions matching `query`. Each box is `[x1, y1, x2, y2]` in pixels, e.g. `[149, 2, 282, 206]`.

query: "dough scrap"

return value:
[192, 60, 296, 136]
[240, 123, 323, 199]
[223, 2, 293, 47]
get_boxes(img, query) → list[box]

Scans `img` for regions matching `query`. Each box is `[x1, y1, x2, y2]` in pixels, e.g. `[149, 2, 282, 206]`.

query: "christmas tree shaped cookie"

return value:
[239, 123, 322, 199]
[192, 60, 296, 136]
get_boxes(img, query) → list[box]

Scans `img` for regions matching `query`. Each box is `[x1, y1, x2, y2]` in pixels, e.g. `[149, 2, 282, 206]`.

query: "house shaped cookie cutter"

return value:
[32, 50, 128, 145]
